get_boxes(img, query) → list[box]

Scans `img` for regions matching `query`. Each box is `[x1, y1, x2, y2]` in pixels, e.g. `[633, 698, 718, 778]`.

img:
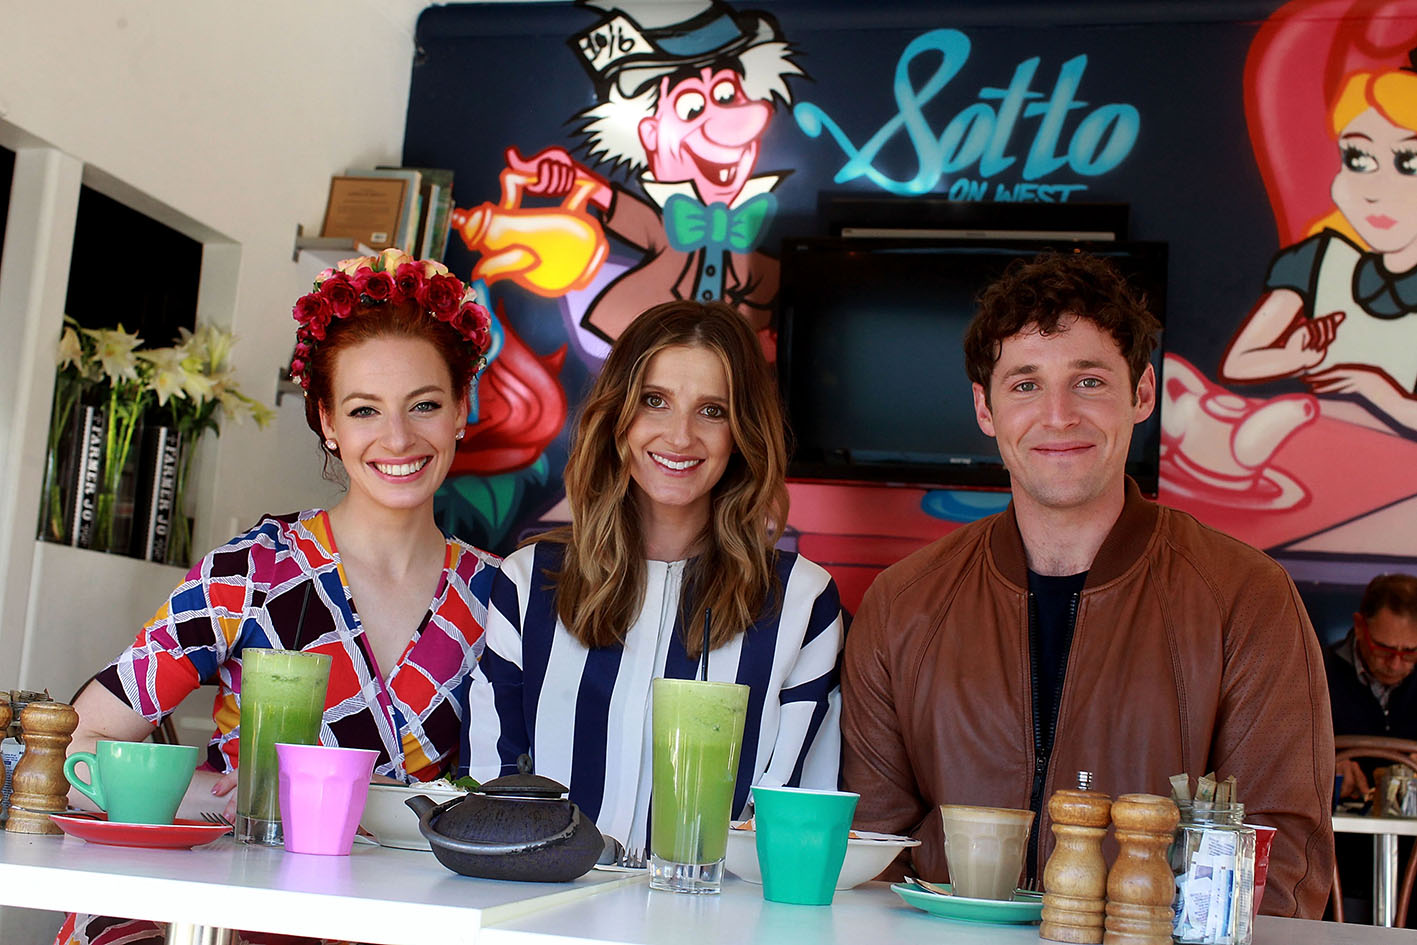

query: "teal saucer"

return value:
[890, 882, 1044, 924]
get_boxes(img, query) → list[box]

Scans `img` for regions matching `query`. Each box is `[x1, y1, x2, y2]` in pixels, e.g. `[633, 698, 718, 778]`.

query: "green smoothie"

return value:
[650, 679, 748, 865]
[235, 648, 331, 844]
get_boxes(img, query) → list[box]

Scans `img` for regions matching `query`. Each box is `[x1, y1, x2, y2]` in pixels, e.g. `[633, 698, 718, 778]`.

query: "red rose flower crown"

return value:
[290, 248, 492, 389]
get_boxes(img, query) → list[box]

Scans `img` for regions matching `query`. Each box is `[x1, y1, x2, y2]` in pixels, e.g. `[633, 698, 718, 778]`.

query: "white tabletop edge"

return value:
[478, 879, 1417, 945]
[479, 873, 650, 927]
[1330, 813, 1417, 836]
[0, 831, 643, 945]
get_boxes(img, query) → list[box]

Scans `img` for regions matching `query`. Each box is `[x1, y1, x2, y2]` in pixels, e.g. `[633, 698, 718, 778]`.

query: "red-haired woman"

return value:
[58, 250, 497, 945]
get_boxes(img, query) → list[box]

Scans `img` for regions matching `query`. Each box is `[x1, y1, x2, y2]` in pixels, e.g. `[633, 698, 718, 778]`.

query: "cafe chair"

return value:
[1330, 735, 1417, 926]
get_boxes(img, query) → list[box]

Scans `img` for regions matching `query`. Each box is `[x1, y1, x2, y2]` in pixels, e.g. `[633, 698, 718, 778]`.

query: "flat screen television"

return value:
[776, 237, 1168, 493]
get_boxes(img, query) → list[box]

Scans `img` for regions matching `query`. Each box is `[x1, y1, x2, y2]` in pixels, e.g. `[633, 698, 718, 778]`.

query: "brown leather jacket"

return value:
[842, 481, 1334, 918]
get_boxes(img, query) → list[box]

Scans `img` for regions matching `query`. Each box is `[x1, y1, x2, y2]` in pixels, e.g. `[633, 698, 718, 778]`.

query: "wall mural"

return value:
[406, 0, 1417, 616]
[1171, 0, 1417, 577]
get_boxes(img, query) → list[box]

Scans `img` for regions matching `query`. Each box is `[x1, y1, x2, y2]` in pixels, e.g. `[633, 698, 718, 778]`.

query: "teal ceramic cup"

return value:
[751, 785, 861, 905]
[64, 740, 200, 824]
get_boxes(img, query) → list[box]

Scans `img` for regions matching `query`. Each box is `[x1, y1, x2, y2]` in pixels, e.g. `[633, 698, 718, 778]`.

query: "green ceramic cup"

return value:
[64, 740, 200, 825]
[751, 785, 860, 905]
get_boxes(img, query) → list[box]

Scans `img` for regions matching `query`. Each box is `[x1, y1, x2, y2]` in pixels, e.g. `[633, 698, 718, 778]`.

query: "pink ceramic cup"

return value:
[276, 743, 379, 855]
[1246, 823, 1278, 920]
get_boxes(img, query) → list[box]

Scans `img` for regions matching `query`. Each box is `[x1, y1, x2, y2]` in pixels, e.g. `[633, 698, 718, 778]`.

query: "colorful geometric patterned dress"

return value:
[55, 509, 497, 945]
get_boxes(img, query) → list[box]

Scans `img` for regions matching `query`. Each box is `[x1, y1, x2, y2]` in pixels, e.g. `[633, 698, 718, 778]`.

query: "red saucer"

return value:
[49, 812, 231, 849]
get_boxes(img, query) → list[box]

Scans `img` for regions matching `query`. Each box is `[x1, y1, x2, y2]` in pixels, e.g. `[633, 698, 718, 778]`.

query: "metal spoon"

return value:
[905, 874, 954, 896]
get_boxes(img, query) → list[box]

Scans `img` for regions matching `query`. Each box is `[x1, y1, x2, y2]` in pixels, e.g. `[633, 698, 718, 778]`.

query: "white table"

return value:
[1331, 813, 1417, 927]
[1, 828, 1409, 945]
[0, 829, 641, 944]
[480, 877, 1417, 945]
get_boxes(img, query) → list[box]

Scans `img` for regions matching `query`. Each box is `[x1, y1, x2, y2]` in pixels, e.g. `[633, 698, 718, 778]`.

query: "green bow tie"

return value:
[664, 192, 776, 254]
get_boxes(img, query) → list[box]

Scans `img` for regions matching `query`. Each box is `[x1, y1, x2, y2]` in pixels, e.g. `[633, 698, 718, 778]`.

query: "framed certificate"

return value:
[320, 176, 408, 250]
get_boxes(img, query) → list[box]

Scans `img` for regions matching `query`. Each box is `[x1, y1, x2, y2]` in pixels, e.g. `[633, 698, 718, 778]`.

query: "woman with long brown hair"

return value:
[463, 300, 844, 854]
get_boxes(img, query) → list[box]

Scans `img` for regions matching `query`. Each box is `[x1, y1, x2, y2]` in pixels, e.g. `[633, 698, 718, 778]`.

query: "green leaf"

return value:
[438, 469, 538, 547]
[525, 454, 550, 485]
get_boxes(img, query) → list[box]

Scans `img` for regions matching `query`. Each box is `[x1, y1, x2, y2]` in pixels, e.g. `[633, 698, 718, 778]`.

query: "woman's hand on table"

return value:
[67, 681, 171, 811]
[180, 768, 239, 820]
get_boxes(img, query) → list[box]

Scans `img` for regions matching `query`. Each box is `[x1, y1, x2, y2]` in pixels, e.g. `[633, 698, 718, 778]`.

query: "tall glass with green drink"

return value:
[649, 678, 749, 894]
[235, 648, 332, 845]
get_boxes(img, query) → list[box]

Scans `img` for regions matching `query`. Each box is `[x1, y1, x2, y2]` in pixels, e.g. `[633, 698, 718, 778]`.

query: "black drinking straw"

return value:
[698, 607, 711, 681]
[290, 581, 314, 651]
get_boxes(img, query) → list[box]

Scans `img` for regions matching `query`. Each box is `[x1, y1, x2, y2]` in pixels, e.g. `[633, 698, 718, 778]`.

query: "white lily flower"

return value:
[88, 326, 144, 383]
[56, 327, 84, 369]
[215, 385, 246, 421]
[137, 347, 189, 407]
[249, 400, 275, 428]
[182, 367, 217, 403]
[215, 385, 276, 428]
[197, 324, 235, 374]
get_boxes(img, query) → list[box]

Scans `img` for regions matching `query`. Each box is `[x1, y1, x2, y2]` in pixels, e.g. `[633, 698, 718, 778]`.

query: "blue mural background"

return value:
[406, 0, 1274, 365]
[402, 0, 1417, 633]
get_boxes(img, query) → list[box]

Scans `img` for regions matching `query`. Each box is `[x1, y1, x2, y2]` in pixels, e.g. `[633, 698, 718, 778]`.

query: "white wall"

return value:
[0, 0, 437, 686]
[0, 3, 431, 941]
[2, 0, 436, 551]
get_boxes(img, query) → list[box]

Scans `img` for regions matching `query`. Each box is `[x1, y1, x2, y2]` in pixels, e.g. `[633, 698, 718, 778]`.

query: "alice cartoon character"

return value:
[496, 0, 803, 343]
[1221, 54, 1417, 434]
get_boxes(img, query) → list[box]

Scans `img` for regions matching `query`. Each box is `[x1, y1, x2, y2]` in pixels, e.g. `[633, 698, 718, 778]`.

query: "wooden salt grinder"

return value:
[1041, 771, 1113, 944]
[1102, 793, 1179, 945]
[5, 701, 79, 835]
[0, 699, 10, 821]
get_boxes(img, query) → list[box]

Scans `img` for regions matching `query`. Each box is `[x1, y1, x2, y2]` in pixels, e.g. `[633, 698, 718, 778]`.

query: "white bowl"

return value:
[724, 821, 920, 889]
[359, 780, 470, 850]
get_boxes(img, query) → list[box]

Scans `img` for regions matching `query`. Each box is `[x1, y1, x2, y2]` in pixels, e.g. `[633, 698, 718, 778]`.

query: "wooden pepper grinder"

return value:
[5, 701, 79, 835]
[1041, 771, 1113, 944]
[1102, 793, 1179, 945]
[0, 698, 10, 822]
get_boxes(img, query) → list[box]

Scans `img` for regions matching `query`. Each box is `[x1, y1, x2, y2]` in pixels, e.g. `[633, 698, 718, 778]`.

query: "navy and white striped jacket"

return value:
[462, 541, 844, 850]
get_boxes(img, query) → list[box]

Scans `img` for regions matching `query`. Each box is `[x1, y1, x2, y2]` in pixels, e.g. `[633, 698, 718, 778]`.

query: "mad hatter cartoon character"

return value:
[458, 0, 803, 344]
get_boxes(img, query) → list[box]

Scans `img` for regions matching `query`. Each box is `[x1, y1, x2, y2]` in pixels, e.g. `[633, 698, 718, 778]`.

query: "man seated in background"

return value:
[841, 251, 1334, 918]
[1324, 572, 1417, 925]
[1326, 573, 1417, 793]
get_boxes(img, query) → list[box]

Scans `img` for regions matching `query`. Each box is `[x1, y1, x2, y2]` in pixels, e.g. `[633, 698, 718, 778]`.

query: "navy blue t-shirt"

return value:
[1028, 569, 1087, 748]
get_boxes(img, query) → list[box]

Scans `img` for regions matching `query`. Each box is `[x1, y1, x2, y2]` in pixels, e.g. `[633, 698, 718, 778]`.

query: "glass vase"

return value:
[91, 422, 142, 557]
[166, 431, 198, 569]
[37, 374, 90, 545]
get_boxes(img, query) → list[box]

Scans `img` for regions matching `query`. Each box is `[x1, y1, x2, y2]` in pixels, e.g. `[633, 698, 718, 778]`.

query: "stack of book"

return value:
[320, 165, 455, 260]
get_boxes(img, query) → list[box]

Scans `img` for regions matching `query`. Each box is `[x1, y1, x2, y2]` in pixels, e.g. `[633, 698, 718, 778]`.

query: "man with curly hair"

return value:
[506, 0, 802, 341]
[843, 252, 1335, 918]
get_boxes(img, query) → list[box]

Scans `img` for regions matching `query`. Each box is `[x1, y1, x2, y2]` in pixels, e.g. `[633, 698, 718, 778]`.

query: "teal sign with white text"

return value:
[794, 29, 1139, 200]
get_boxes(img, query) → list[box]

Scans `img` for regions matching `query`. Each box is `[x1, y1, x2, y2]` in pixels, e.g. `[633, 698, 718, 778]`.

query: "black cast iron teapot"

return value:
[406, 755, 604, 882]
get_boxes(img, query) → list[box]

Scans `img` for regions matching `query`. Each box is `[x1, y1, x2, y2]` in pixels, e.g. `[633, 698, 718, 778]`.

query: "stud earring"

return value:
[455, 430, 465, 441]
[325, 439, 338, 451]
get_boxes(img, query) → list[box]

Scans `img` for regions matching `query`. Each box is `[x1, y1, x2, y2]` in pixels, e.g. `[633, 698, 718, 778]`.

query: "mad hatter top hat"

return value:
[571, 0, 784, 97]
